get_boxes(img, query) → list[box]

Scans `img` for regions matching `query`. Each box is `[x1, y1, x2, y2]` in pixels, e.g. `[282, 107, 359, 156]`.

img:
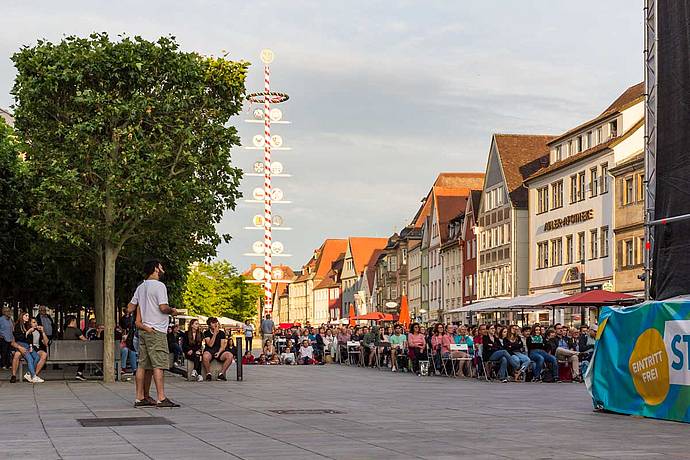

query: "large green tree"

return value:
[183, 261, 261, 321]
[12, 33, 248, 381]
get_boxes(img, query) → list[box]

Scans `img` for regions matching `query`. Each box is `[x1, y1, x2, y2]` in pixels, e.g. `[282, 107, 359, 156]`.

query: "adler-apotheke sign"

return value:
[544, 209, 594, 231]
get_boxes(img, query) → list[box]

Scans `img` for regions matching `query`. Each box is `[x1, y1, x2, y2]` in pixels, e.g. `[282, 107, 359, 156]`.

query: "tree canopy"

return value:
[183, 261, 261, 321]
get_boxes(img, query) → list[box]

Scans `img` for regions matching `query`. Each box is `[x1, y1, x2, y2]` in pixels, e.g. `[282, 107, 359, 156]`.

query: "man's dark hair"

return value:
[64, 315, 76, 327]
[143, 259, 162, 277]
[265, 314, 271, 319]
[207, 317, 219, 326]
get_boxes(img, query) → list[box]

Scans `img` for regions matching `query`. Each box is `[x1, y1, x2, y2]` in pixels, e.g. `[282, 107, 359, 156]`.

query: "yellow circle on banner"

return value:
[628, 328, 670, 406]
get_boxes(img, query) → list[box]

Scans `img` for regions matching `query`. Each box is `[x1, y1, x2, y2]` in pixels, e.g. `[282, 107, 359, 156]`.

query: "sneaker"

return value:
[10, 375, 16, 383]
[156, 398, 180, 408]
[134, 397, 157, 408]
[205, 373, 212, 381]
[217, 373, 227, 381]
[197, 374, 204, 382]
[190, 369, 198, 379]
[24, 373, 32, 382]
[501, 378, 508, 383]
[32, 375, 44, 383]
[391, 368, 397, 372]
[75, 373, 86, 381]
[532, 377, 542, 383]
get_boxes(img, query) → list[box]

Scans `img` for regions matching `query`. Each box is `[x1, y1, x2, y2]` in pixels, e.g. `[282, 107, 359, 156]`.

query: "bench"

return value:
[19, 341, 121, 382]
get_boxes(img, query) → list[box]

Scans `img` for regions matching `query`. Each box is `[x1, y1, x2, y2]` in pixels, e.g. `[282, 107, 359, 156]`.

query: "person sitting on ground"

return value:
[257, 353, 267, 365]
[14, 312, 42, 383]
[482, 324, 513, 383]
[527, 324, 557, 382]
[202, 317, 233, 381]
[25, 318, 49, 382]
[298, 339, 314, 365]
[181, 319, 204, 381]
[63, 316, 88, 381]
[280, 339, 296, 364]
[407, 322, 426, 375]
[453, 325, 474, 377]
[503, 325, 530, 381]
[242, 351, 255, 365]
[389, 324, 407, 372]
[262, 338, 279, 364]
[363, 325, 380, 367]
[552, 323, 581, 382]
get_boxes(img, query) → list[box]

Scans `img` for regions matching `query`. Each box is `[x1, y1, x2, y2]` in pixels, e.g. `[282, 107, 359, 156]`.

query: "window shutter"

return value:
[616, 240, 623, 270]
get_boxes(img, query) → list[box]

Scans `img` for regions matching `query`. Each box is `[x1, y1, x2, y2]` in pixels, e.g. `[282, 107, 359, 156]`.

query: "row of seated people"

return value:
[241, 338, 321, 365]
[331, 321, 596, 382]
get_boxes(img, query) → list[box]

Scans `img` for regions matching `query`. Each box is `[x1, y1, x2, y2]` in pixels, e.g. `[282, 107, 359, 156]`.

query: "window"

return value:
[577, 232, 586, 263]
[590, 228, 599, 260]
[601, 163, 609, 194]
[389, 255, 398, 272]
[576, 136, 582, 153]
[504, 223, 510, 243]
[624, 177, 634, 205]
[578, 172, 586, 201]
[564, 142, 570, 157]
[537, 186, 549, 214]
[590, 167, 599, 197]
[566, 235, 574, 264]
[625, 239, 634, 267]
[609, 120, 618, 138]
[637, 237, 645, 265]
[551, 238, 563, 266]
[555, 145, 562, 162]
[402, 248, 408, 265]
[600, 226, 609, 258]
[586, 131, 593, 149]
[537, 241, 549, 269]
[595, 127, 602, 145]
[551, 180, 563, 209]
[636, 173, 645, 202]
[570, 175, 578, 203]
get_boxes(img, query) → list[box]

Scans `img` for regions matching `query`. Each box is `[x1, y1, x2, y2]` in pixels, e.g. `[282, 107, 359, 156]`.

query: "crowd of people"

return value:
[244, 314, 597, 383]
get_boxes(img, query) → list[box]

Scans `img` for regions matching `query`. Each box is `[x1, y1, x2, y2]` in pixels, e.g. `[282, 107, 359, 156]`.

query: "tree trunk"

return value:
[94, 244, 105, 324]
[102, 240, 119, 383]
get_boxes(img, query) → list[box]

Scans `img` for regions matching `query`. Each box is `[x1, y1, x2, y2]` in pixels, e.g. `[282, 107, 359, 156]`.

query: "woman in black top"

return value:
[482, 324, 512, 382]
[502, 326, 529, 381]
[527, 325, 558, 382]
[13, 312, 42, 383]
[26, 317, 49, 381]
[182, 319, 203, 381]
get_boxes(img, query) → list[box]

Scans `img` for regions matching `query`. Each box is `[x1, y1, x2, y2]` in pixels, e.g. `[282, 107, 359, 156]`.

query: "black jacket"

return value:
[527, 335, 546, 352]
[482, 335, 503, 360]
[503, 337, 524, 354]
[181, 331, 203, 355]
[578, 335, 594, 355]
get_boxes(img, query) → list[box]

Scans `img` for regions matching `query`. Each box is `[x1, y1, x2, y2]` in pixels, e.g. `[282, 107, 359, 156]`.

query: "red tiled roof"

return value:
[494, 134, 556, 208]
[314, 270, 340, 290]
[314, 239, 348, 280]
[548, 82, 644, 146]
[411, 173, 484, 227]
[435, 194, 469, 243]
[349, 237, 388, 274]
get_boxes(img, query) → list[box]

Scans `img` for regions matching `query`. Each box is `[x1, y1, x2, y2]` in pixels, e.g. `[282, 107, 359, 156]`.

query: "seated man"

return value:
[551, 324, 581, 382]
[579, 324, 597, 375]
[202, 317, 233, 381]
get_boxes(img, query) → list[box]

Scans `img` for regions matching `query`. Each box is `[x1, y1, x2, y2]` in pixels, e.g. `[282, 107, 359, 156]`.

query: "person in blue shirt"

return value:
[453, 324, 474, 377]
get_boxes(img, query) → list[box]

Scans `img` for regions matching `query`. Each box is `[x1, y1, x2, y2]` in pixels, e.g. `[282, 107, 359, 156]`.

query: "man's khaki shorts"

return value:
[138, 330, 169, 370]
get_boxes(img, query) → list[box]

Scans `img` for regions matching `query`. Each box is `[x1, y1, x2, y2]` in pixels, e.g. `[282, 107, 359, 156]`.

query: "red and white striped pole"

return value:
[263, 62, 273, 315]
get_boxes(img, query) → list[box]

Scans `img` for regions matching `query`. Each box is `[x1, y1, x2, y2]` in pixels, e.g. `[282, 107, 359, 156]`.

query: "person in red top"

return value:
[407, 323, 426, 375]
[430, 323, 452, 373]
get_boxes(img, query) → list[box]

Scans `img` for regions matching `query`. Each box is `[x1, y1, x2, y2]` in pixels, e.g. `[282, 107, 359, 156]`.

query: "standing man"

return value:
[260, 314, 275, 347]
[129, 259, 179, 408]
[36, 306, 55, 342]
[243, 319, 255, 352]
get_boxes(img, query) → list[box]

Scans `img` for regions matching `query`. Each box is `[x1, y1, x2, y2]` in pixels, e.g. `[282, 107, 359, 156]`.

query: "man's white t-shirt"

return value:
[130, 279, 169, 333]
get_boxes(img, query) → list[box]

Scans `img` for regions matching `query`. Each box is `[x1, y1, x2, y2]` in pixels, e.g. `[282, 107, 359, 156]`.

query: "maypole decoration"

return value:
[243, 49, 292, 316]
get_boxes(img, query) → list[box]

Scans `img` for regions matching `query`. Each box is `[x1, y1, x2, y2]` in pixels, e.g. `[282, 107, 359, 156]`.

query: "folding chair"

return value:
[446, 343, 473, 377]
[346, 341, 362, 366]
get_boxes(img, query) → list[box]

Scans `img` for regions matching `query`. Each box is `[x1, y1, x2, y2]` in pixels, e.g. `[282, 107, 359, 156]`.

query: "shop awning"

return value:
[539, 289, 641, 307]
[445, 293, 567, 314]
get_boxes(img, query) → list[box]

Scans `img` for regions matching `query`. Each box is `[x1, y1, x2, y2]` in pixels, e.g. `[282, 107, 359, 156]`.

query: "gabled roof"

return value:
[411, 173, 484, 227]
[493, 134, 556, 208]
[314, 239, 348, 280]
[547, 82, 644, 146]
[314, 269, 340, 290]
[348, 237, 388, 274]
[435, 194, 469, 243]
[524, 117, 643, 183]
[469, 190, 482, 217]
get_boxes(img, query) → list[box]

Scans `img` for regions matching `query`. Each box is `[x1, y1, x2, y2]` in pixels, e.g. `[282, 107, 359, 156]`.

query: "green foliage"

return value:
[183, 261, 261, 321]
[11, 33, 249, 252]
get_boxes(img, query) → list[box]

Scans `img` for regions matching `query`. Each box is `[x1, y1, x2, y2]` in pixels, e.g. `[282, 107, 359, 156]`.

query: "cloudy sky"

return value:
[0, 1, 643, 271]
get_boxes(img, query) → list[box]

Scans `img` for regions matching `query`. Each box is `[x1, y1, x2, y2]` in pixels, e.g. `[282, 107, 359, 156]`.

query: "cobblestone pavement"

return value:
[0, 365, 687, 459]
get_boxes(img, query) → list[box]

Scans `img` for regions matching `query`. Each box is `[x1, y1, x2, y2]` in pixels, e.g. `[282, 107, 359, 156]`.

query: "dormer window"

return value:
[608, 120, 618, 138]
[576, 136, 582, 153]
[554, 145, 562, 162]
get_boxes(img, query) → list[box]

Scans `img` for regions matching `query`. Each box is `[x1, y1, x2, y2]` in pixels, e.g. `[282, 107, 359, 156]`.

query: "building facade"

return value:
[440, 212, 463, 314]
[477, 134, 556, 304]
[461, 190, 481, 305]
[340, 237, 388, 318]
[526, 83, 644, 305]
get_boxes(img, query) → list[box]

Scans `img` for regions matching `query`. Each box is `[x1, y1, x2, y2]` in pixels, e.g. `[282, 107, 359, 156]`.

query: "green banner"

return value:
[586, 299, 690, 422]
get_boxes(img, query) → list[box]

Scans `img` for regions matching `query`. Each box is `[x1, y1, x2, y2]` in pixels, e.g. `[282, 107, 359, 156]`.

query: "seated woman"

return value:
[502, 326, 530, 381]
[280, 339, 296, 364]
[26, 317, 49, 382]
[453, 325, 474, 377]
[407, 323, 426, 375]
[182, 319, 204, 381]
[482, 324, 513, 383]
[363, 326, 380, 367]
[14, 312, 41, 383]
[298, 339, 314, 365]
[430, 323, 452, 372]
[241, 351, 255, 365]
[322, 329, 336, 360]
[263, 339, 277, 362]
[527, 325, 557, 382]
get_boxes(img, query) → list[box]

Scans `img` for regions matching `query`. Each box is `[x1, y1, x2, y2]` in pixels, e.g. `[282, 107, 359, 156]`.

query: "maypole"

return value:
[244, 49, 292, 317]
